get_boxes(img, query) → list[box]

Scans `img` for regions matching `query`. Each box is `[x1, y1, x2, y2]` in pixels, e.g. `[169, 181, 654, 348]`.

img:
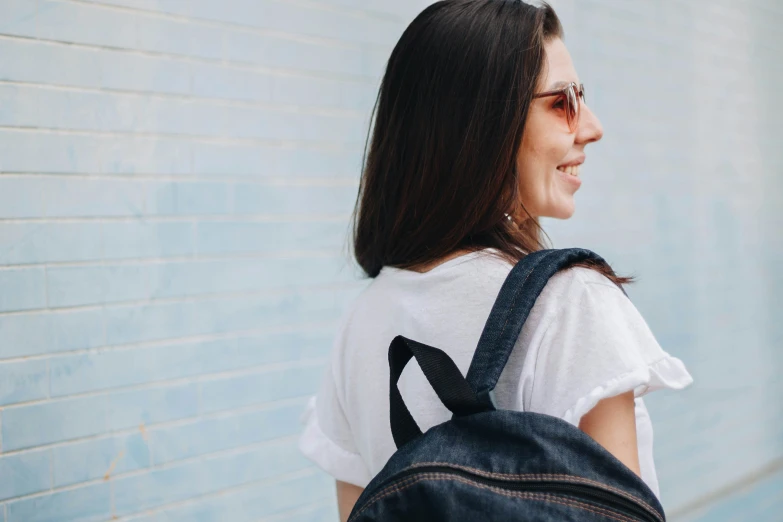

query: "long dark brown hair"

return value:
[353, 0, 631, 286]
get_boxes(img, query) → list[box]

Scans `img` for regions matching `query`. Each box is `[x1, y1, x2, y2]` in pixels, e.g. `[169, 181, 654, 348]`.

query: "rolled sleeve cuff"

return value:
[298, 396, 372, 487]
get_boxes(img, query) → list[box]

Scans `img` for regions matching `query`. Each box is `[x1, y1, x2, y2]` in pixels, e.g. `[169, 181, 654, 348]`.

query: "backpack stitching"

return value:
[497, 251, 550, 340]
[350, 473, 637, 522]
[408, 462, 661, 521]
[491, 251, 554, 397]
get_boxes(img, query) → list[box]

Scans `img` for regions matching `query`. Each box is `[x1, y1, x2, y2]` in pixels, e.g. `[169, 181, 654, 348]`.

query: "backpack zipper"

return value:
[355, 464, 662, 522]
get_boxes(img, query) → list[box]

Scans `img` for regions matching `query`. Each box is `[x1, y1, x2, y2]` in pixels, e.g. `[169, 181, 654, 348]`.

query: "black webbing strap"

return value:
[388, 335, 491, 448]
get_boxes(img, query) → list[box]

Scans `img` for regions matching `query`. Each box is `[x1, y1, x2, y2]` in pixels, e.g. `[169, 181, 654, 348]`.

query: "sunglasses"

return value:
[532, 82, 585, 133]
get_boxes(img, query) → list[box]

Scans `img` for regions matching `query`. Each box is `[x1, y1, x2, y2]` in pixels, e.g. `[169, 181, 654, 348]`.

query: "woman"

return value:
[299, 1, 693, 520]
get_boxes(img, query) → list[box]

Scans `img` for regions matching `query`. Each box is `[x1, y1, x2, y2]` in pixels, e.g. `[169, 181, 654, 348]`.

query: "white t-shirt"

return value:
[299, 249, 693, 499]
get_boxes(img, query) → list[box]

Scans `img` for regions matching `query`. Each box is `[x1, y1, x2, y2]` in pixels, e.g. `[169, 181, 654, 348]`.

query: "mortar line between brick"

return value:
[0, 277, 358, 316]
[0, 172, 363, 185]
[62, 0, 403, 45]
[0, 319, 337, 364]
[0, 34, 378, 83]
[1, 434, 310, 503]
[48, 448, 54, 489]
[42, 266, 50, 310]
[1, 402, 308, 458]
[0, 213, 352, 224]
[3, 355, 328, 411]
[0, 248, 349, 270]
[0, 79, 368, 117]
[0, 123, 366, 148]
[45, 360, 51, 399]
[110, 467, 322, 521]
[255, 499, 335, 522]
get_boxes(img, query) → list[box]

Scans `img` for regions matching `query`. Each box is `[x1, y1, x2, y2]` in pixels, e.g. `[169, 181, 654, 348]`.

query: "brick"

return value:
[223, 30, 365, 76]
[6, 483, 110, 522]
[200, 365, 323, 414]
[102, 221, 194, 260]
[46, 263, 151, 308]
[269, 503, 339, 522]
[171, 182, 231, 215]
[146, 471, 332, 521]
[101, 51, 192, 96]
[1, 34, 188, 98]
[0, 38, 102, 89]
[0, 267, 46, 312]
[49, 329, 333, 397]
[0, 222, 104, 266]
[272, 74, 342, 109]
[148, 255, 355, 299]
[196, 220, 349, 255]
[0, 1, 38, 38]
[107, 383, 199, 431]
[35, 0, 138, 49]
[0, 450, 51, 501]
[190, 143, 363, 179]
[136, 14, 224, 61]
[0, 177, 47, 219]
[0, 130, 123, 175]
[222, 1, 400, 47]
[2, 395, 108, 451]
[112, 438, 309, 517]
[4, 82, 364, 142]
[0, 308, 105, 359]
[1, 382, 196, 451]
[0, 129, 91, 174]
[103, 286, 359, 346]
[51, 433, 150, 488]
[46, 177, 148, 218]
[0, 359, 48, 406]
[191, 63, 272, 102]
[337, 79, 379, 111]
[232, 184, 358, 216]
[100, 136, 192, 176]
[103, 0, 403, 48]
[103, 300, 213, 346]
[148, 402, 304, 465]
[272, 148, 364, 178]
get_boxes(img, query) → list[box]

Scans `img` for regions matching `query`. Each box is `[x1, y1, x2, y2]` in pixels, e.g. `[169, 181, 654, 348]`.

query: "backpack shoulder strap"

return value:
[465, 248, 612, 408]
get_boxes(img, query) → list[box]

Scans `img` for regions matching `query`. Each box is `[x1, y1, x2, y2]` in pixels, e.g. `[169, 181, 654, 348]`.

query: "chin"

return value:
[541, 203, 575, 220]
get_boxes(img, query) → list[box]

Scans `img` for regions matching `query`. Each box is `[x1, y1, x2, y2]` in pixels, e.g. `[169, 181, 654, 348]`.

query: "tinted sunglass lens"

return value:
[566, 85, 578, 131]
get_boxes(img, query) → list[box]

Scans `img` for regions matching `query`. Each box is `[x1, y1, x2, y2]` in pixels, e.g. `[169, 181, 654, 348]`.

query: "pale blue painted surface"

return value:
[0, 0, 779, 519]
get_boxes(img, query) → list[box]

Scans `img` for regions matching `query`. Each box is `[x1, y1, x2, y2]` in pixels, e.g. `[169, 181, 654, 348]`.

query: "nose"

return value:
[576, 103, 603, 145]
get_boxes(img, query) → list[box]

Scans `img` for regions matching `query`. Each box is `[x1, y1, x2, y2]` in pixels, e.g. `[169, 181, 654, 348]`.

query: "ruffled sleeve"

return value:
[528, 268, 693, 427]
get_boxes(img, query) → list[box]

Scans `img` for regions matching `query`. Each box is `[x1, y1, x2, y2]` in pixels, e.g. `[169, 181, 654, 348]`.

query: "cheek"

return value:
[517, 130, 567, 186]
[515, 125, 574, 214]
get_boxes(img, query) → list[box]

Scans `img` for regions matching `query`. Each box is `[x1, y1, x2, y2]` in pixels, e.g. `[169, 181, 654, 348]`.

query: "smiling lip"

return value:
[559, 168, 582, 188]
[557, 155, 585, 168]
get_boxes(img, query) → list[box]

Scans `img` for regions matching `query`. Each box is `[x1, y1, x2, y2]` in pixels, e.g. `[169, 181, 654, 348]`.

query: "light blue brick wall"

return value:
[0, 0, 425, 519]
[0, 0, 779, 520]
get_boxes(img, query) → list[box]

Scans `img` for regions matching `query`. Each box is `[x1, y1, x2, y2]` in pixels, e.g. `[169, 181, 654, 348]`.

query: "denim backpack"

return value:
[347, 248, 666, 522]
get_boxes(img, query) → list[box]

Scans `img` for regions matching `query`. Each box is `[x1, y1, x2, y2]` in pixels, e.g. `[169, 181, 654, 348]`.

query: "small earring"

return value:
[504, 213, 513, 222]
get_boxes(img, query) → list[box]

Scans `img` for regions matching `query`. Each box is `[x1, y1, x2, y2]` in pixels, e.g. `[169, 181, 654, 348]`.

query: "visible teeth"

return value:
[558, 165, 580, 176]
